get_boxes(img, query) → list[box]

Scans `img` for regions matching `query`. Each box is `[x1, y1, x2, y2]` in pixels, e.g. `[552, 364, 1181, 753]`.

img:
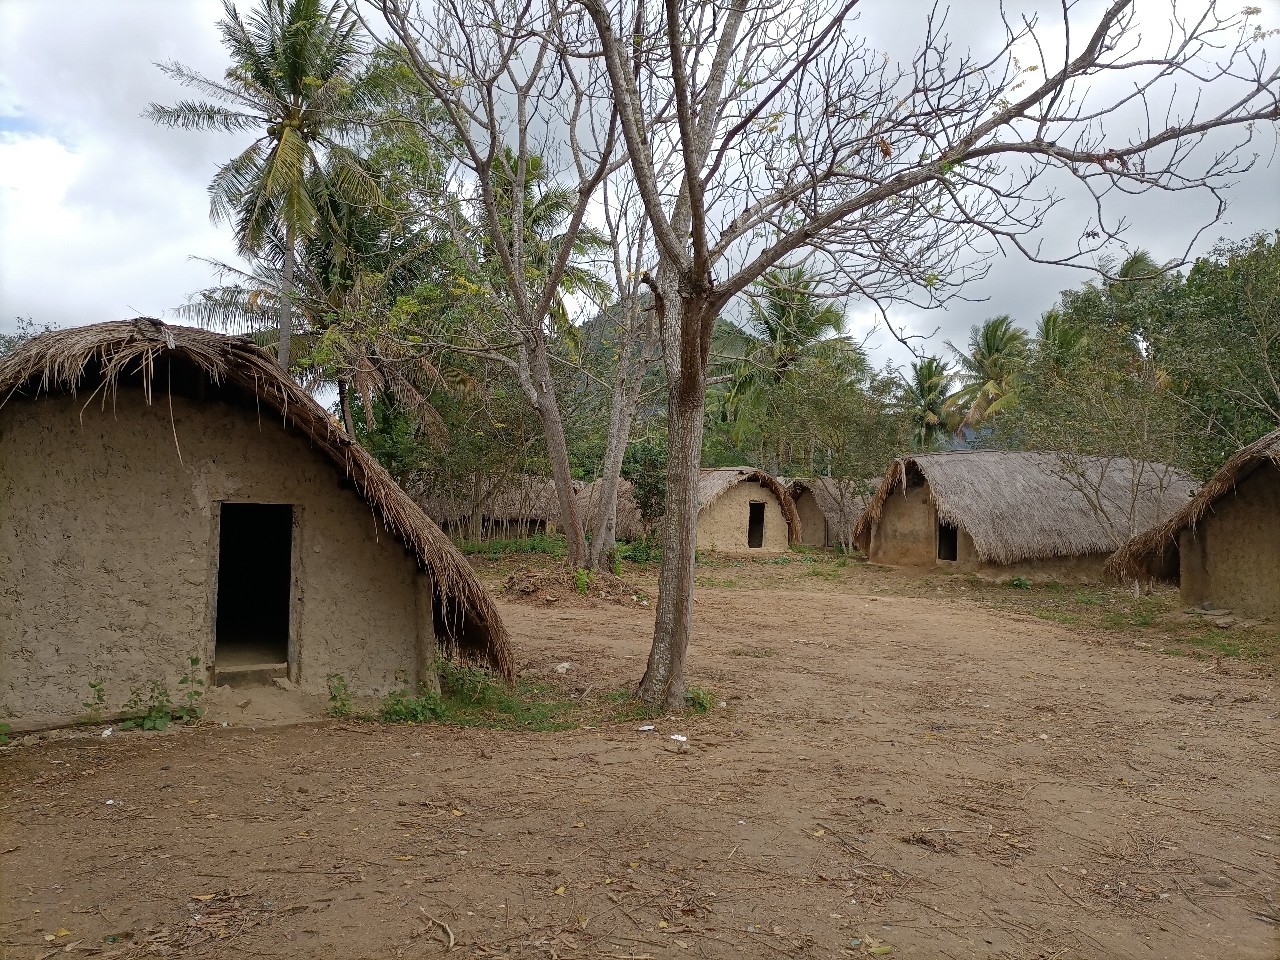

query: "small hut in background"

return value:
[697, 467, 799, 553]
[417, 474, 570, 540]
[577, 477, 644, 543]
[854, 451, 1196, 580]
[1108, 429, 1280, 618]
[787, 477, 878, 550]
[0, 320, 511, 725]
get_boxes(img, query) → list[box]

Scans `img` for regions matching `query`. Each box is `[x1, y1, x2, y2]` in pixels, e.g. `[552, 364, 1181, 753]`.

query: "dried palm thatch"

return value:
[415, 474, 572, 533]
[788, 477, 879, 546]
[853, 450, 1197, 565]
[0, 318, 513, 680]
[577, 477, 644, 542]
[698, 467, 801, 543]
[1108, 428, 1280, 580]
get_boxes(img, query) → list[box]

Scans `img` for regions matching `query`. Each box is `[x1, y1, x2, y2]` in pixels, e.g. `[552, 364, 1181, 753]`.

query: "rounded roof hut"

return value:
[697, 467, 800, 552]
[1108, 429, 1280, 599]
[0, 319, 512, 722]
[854, 450, 1197, 570]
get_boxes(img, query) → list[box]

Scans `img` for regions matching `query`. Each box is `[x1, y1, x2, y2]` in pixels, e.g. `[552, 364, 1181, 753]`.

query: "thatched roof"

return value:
[1108, 428, 1280, 579]
[577, 477, 644, 542]
[787, 476, 879, 533]
[0, 318, 513, 680]
[416, 474, 570, 528]
[698, 466, 801, 543]
[853, 450, 1198, 564]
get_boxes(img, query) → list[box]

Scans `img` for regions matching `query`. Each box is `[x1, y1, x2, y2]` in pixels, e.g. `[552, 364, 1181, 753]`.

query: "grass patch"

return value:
[1172, 629, 1275, 661]
[377, 660, 578, 732]
[728, 647, 777, 658]
[458, 533, 566, 560]
[696, 575, 740, 588]
[1102, 598, 1163, 629]
[1033, 609, 1082, 625]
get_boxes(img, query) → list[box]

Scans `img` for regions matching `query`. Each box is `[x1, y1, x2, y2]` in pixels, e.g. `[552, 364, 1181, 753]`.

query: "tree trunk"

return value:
[518, 335, 589, 567]
[278, 222, 296, 370]
[586, 360, 645, 570]
[337, 378, 356, 437]
[634, 289, 706, 711]
[637, 315, 706, 710]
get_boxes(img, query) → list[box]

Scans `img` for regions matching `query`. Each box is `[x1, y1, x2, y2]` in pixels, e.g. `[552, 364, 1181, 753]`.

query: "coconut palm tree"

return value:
[901, 356, 955, 450]
[945, 315, 1030, 426]
[481, 149, 611, 343]
[146, 0, 379, 369]
[719, 267, 855, 425]
[1034, 308, 1089, 368]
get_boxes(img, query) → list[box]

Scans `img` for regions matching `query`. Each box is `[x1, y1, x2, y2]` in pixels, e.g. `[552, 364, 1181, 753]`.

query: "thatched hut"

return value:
[697, 467, 800, 553]
[0, 319, 512, 725]
[854, 451, 1196, 579]
[787, 477, 878, 550]
[577, 477, 644, 543]
[1108, 429, 1280, 618]
[418, 474, 568, 539]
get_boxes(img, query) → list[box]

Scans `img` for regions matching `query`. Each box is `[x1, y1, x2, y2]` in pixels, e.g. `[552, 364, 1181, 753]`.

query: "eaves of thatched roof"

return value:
[787, 476, 879, 529]
[415, 474, 570, 527]
[852, 450, 1198, 565]
[1108, 428, 1280, 579]
[698, 466, 801, 543]
[0, 318, 513, 680]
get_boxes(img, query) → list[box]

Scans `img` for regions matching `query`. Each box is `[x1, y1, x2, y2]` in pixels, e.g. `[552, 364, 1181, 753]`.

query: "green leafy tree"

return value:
[945, 315, 1030, 426]
[901, 356, 956, 451]
[716, 268, 853, 439]
[147, 0, 380, 369]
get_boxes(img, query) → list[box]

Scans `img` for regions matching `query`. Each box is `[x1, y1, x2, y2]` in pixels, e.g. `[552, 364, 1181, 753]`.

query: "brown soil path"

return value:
[2, 585, 1276, 959]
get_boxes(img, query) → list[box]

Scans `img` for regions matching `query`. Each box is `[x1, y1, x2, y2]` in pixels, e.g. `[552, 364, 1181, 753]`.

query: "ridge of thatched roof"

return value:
[698, 466, 801, 543]
[787, 476, 879, 529]
[853, 450, 1198, 565]
[1107, 428, 1280, 579]
[0, 318, 513, 680]
[415, 474, 571, 527]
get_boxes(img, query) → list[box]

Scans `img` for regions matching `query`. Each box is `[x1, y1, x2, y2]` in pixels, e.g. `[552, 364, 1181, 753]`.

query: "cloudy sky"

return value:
[1, 0, 1276, 372]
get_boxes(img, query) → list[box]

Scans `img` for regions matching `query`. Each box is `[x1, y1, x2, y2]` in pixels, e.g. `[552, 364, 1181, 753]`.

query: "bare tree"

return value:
[575, 0, 1279, 707]
[363, 0, 623, 569]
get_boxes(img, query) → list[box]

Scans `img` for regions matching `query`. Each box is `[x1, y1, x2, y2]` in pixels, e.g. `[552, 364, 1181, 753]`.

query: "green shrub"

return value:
[380, 688, 446, 723]
[685, 687, 716, 714]
[1007, 576, 1032, 590]
[80, 678, 107, 724]
[326, 674, 353, 718]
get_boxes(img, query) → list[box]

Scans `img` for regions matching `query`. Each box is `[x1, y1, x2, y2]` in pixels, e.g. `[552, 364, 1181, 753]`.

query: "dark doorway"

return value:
[747, 501, 766, 548]
[216, 503, 293, 667]
[937, 520, 958, 561]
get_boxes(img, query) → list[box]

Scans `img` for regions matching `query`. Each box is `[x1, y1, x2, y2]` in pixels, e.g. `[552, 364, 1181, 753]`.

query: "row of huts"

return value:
[0, 321, 1275, 725]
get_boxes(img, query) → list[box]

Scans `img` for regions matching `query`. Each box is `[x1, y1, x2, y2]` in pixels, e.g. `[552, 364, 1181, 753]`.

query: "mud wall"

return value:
[792, 490, 829, 547]
[1179, 462, 1280, 619]
[869, 483, 1108, 580]
[696, 480, 789, 553]
[868, 481, 937, 565]
[0, 390, 431, 723]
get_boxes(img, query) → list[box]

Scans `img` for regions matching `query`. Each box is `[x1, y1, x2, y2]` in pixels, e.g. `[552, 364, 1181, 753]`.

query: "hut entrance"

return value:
[937, 520, 958, 562]
[215, 503, 293, 669]
[747, 501, 766, 548]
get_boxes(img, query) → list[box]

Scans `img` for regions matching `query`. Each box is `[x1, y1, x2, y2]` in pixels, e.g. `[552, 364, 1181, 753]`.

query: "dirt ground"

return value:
[2, 560, 1277, 959]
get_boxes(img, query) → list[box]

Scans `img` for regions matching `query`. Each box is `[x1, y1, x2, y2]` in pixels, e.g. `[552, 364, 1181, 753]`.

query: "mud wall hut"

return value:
[853, 451, 1196, 580]
[0, 319, 511, 726]
[696, 467, 799, 553]
[577, 477, 644, 543]
[1108, 429, 1280, 619]
[417, 475, 569, 540]
[787, 477, 877, 550]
